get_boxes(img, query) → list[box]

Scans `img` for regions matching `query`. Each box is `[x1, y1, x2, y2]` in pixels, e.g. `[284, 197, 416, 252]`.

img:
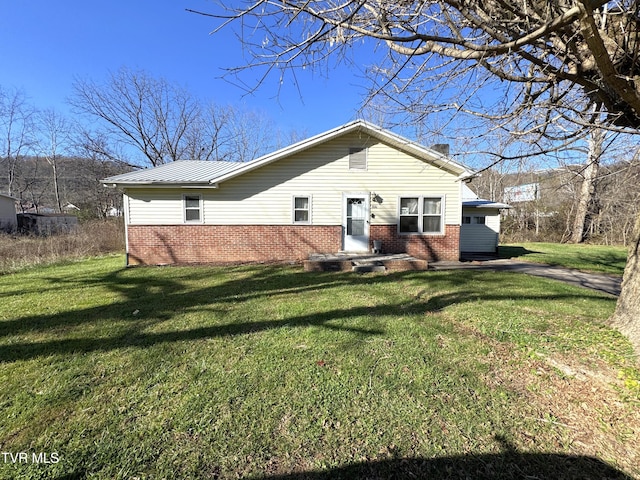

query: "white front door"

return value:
[343, 194, 370, 252]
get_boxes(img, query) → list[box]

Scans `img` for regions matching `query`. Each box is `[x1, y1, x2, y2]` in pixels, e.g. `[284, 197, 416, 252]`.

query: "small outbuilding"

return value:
[0, 193, 18, 232]
[460, 185, 511, 255]
[17, 213, 79, 235]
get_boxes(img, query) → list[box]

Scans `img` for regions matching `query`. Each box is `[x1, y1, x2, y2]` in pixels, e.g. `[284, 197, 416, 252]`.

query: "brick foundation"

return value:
[127, 224, 460, 265]
[127, 224, 343, 265]
[369, 224, 460, 262]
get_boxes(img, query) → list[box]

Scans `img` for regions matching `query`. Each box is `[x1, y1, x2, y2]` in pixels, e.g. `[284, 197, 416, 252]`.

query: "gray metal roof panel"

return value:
[463, 199, 511, 209]
[102, 160, 245, 184]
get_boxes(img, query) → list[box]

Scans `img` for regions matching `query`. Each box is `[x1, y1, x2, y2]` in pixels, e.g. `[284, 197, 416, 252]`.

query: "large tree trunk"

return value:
[570, 128, 602, 243]
[610, 213, 640, 357]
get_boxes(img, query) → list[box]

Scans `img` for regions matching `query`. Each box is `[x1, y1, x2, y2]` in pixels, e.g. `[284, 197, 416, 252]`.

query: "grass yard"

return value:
[499, 242, 628, 275]
[0, 255, 638, 479]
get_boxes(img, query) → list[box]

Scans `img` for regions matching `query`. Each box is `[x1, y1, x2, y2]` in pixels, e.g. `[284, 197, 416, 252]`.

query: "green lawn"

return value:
[499, 242, 628, 275]
[0, 255, 638, 479]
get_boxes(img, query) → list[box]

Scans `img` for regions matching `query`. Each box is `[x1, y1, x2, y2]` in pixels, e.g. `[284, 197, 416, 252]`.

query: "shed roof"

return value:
[463, 199, 511, 209]
[103, 120, 474, 187]
[0, 193, 17, 201]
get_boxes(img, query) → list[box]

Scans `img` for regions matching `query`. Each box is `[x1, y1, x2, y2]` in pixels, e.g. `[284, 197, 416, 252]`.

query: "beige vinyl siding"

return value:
[126, 189, 190, 225]
[126, 132, 462, 226]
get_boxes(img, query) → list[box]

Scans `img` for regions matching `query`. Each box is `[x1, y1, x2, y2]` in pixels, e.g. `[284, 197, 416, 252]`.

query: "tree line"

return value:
[474, 158, 640, 246]
[1, 69, 302, 217]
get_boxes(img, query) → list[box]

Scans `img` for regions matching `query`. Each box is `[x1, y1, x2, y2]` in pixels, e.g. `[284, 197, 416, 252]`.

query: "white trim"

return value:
[397, 195, 446, 235]
[210, 121, 472, 185]
[292, 195, 312, 224]
[183, 194, 204, 224]
[342, 192, 370, 252]
[123, 193, 131, 264]
[105, 183, 220, 189]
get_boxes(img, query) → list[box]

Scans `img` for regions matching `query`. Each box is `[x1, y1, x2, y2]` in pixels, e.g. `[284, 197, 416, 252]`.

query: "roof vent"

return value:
[431, 144, 450, 156]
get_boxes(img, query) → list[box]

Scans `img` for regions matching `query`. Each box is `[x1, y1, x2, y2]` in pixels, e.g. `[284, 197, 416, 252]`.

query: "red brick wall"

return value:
[127, 225, 342, 265]
[127, 224, 460, 265]
[369, 224, 460, 261]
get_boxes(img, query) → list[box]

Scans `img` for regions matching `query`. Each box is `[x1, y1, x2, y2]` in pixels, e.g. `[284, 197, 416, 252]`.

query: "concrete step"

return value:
[303, 254, 428, 272]
[352, 261, 386, 273]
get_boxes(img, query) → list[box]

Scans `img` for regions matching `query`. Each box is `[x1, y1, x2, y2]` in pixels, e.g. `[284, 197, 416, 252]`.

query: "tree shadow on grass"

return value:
[0, 266, 616, 363]
[250, 453, 632, 480]
[498, 245, 541, 259]
[251, 435, 632, 480]
[576, 251, 628, 275]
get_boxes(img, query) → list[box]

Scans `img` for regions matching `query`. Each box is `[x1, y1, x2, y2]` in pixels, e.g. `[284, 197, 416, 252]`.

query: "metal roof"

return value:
[102, 160, 245, 186]
[463, 199, 511, 209]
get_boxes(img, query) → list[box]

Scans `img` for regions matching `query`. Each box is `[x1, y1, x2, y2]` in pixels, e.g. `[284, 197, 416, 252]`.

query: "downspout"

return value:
[123, 192, 131, 266]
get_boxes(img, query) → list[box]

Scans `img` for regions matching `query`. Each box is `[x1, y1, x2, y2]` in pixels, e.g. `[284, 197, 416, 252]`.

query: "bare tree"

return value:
[570, 127, 607, 243]
[0, 86, 36, 196]
[37, 109, 73, 213]
[70, 68, 203, 167]
[192, 0, 640, 354]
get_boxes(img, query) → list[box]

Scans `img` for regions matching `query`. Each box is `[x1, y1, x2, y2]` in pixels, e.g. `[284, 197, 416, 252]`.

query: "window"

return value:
[399, 197, 420, 232]
[463, 215, 486, 225]
[184, 194, 202, 223]
[349, 147, 367, 170]
[293, 196, 311, 224]
[399, 196, 443, 234]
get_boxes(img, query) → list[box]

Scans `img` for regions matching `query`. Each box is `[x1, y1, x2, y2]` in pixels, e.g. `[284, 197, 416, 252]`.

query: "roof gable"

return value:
[102, 121, 473, 187]
[212, 120, 472, 185]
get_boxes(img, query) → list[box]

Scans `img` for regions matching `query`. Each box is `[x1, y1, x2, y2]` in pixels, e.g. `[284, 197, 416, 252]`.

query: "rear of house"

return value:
[104, 121, 475, 266]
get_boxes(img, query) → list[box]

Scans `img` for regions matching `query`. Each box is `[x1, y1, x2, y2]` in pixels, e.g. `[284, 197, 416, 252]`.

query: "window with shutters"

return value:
[349, 147, 367, 170]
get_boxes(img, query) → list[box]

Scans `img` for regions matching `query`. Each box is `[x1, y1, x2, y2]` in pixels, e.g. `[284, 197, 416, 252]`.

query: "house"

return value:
[0, 193, 18, 232]
[103, 121, 480, 266]
[460, 185, 511, 254]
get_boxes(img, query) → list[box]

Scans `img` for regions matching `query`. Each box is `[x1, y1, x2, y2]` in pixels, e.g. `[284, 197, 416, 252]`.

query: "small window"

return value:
[349, 147, 367, 170]
[463, 215, 486, 225]
[293, 196, 311, 224]
[184, 194, 202, 223]
[399, 196, 444, 234]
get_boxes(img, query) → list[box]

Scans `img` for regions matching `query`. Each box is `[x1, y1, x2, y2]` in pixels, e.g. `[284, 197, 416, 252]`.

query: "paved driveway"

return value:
[430, 259, 622, 296]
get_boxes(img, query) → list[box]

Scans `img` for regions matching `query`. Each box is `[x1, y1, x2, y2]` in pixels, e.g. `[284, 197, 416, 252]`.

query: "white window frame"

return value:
[398, 195, 445, 235]
[183, 194, 203, 223]
[292, 195, 312, 224]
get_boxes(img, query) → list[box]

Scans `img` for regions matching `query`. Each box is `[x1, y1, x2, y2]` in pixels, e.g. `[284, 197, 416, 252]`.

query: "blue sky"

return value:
[0, 0, 371, 137]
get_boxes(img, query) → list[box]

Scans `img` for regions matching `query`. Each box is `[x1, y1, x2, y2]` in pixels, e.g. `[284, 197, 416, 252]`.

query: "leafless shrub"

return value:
[0, 218, 124, 273]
